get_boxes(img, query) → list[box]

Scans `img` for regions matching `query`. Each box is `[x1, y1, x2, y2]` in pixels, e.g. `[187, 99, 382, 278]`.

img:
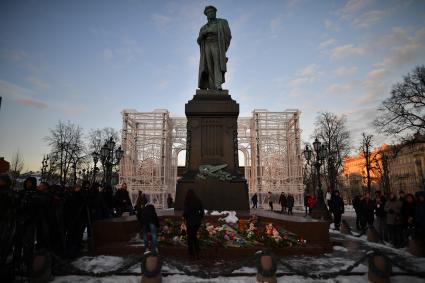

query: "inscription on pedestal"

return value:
[202, 119, 223, 160]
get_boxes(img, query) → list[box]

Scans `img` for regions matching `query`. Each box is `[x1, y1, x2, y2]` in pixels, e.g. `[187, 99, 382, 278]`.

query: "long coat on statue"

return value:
[198, 18, 231, 89]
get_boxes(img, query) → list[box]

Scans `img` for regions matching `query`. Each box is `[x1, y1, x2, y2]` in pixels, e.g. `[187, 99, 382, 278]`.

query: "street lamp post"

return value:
[303, 138, 331, 220]
[99, 137, 124, 188]
[92, 151, 100, 184]
[41, 155, 49, 182]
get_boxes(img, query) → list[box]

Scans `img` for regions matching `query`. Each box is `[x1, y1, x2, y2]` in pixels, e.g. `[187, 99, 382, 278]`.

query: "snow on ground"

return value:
[72, 256, 125, 274]
[333, 245, 348, 252]
[52, 275, 425, 283]
[51, 222, 425, 282]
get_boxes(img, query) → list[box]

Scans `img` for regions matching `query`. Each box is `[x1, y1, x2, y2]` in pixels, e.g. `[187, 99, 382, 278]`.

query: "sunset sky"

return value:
[1, 0, 425, 171]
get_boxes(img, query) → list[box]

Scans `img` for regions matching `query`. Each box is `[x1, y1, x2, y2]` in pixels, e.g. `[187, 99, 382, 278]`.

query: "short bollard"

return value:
[255, 251, 277, 283]
[368, 253, 392, 283]
[367, 225, 380, 243]
[340, 220, 352, 235]
[31, 250, 52, 283]
[141, 251, 162, 283]
[408, 234, 425, 257]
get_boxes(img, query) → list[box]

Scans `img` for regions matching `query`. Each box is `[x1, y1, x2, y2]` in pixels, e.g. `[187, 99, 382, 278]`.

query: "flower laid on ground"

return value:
[154, 215, 306, 248]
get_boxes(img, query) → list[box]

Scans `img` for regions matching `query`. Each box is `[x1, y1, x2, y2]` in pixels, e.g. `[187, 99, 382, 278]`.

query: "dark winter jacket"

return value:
[251, 194, 258, 204]
[183, 198, 204, 227]
[330, 194, 344, 215]
[374, 196, 386, 218]
[115, 189, 132, 211]
[0, 186, 16, 222]
[278, 194, 287, 206]
[138, 204, 159, 232]
[414, 194, 425, 230]
[401, 200, 416, 226]
[287, 195, 295, 208]
[167, 195, 174, 208]
[352, 195, 361, 212]
[360, 198, 375, 223]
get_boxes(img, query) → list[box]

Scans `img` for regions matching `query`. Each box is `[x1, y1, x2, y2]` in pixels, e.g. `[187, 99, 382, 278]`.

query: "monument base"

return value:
[92, 210, 332, 257]
[174, 179, 249, 211]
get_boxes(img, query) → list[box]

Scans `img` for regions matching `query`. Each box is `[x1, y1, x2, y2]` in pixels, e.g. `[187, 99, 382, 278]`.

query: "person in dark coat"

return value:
[360, 192, 375, 229]
[0, 174, 16, 280]
[278, 193, 287, 214]
[46, 183, 66, 257]
[352, 194, 362, 230]
[374, 191, 387, 241]
[287, 194, 295, 215]
[167, 194, 174, 209]
[17, 177, 50, 271]
[65, 184, 88, 256]
[414, 191, 425, 239]
[134, 192, 148, 214]
[183, 189, 204, 258]
[267, 191, 274, 211]
[251, 193, 258, 209]
[401, 193, 416, 245]
[137, 204, 159, 253]
[115, 183, 133, 216]
[13, 177, 35, 271]
[304, 193, 309, 215]
[385, 193, 402, 247]
[102, 184, 115, 217]
[91, 183, 109, 220]
[329, 190, 345, 230]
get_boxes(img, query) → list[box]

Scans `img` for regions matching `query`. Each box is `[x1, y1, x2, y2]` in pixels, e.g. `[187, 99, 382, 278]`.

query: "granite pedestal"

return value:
[174, 89, 249, 211]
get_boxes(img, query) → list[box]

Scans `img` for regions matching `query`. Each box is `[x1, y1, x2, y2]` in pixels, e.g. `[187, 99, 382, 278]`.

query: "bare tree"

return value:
[374, 65, 425, 141]
[45, 120, 86, 186]
[87, 127, 120, 154]
[376, 149, 391, 195]
[360, 133, 382, 193]
[313, 112, 351, 192]
[9, 150, 24, 188]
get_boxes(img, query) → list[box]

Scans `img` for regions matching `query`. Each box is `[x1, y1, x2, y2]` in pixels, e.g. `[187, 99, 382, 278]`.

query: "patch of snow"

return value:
[219, 211, 238, 224]
[71, 256, 125, 274]
[52, 275, 139, 283]
[210, 210, 227, 216]
[52, 275, 425, 283]
[333, 246, 348, 252]
[231, 266, 257, 273]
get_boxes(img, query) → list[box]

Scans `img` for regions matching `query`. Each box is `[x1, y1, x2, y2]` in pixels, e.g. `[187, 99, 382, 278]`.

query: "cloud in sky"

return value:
[334, 66, 358, 77]
[27, 77, 50, 90]
[326, 81, 358, 95]
[352, 10, 387, 28]
[152, 13, 172, 28]
[341, 0, 373, 19]
[15, 97, 48, 109]
[0, 80, 49, 109]
[324, 19, 340, 32]
[330, 44, 365, 60]
[288, 64, 320, 88]
[0, 49, 28, 61]
[373, 26, 425, 73]
[367, 68, 388, 79]
[319, 38, 337, 49]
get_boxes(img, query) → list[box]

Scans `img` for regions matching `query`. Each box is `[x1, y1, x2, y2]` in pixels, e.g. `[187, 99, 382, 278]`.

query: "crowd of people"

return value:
[250, 192, 296, 214]
[0, 174, 175, 279]
[303, 188, 425, 249]
[350, 190, 425, 248]
[249, 188, 425, 250]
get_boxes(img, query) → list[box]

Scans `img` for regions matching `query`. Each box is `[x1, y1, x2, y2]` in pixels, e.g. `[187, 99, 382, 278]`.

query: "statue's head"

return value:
[204, 5, 217, 20]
